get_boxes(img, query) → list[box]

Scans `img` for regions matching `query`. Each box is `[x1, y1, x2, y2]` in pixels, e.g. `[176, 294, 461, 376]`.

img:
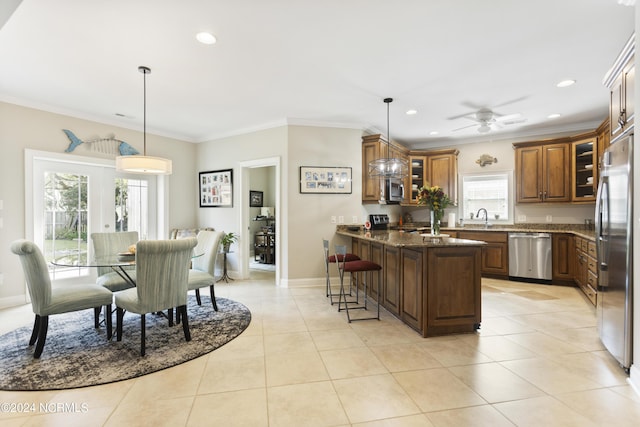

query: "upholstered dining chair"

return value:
[10, 239, 114, 358]
[114, 238, 197, 356]
[90, 231, 138, 327]
[187, 230, 223, 311]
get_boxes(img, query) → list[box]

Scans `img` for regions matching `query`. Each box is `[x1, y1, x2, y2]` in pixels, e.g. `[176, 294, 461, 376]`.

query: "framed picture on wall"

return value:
[250, 190, 263, 207]
[299, 166, 352, 194]
[199, 169, 233, 207]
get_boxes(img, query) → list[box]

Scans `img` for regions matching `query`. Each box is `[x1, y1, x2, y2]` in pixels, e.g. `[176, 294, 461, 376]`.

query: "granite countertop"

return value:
[335, 229, 488, 248]
[337, 223, 596, 242]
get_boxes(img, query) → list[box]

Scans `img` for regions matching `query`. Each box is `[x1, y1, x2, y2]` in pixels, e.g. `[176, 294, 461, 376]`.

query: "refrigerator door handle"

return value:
[595, 174, 610, 281]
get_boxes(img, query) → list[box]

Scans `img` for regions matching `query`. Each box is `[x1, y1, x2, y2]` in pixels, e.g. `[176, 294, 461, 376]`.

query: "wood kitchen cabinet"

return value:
[515, 142, 570, 203]
[400, 248, 423, 331]
[382, 245, 401, 315]
[406, 149, 458, 205]
[457, 231, 508, 278]
[604, 34, 634, 141]
[552, 233, 574, 283]
[574, 236, 597, 306]
[597, 118, 610, 172]
[361, 134, 408, 203]
[571, 135, 598, 202]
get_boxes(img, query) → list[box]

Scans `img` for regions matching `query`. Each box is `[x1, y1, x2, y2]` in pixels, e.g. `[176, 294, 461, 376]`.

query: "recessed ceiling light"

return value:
[429, 131, 439, 136]
[406, 109, 418, 115]
[547, 113, 562, 119]
[556, 79, 576, 88]
[196, 32, 217, 45]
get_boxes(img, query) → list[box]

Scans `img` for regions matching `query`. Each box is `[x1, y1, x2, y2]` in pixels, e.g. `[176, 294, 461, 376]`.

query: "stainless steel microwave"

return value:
[381, 179, 404, 204]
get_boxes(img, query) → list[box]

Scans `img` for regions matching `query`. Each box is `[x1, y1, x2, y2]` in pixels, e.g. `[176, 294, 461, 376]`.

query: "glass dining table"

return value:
[51, 252, 203, 288]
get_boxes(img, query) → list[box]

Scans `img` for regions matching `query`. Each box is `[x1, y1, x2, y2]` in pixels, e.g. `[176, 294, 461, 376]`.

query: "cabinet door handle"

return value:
[543, 191, 547, 200]
[539, 191, 543, 201]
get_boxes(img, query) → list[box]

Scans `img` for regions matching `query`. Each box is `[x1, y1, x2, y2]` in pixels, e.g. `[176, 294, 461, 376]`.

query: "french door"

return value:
[26, 150, 158, 283]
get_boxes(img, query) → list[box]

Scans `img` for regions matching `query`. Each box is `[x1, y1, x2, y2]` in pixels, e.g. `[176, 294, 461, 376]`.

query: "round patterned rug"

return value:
[0, 296, 251, 391]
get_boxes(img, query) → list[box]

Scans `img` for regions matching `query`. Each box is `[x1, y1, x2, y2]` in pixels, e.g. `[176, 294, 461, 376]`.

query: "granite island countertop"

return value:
[335, 229, 488, 248]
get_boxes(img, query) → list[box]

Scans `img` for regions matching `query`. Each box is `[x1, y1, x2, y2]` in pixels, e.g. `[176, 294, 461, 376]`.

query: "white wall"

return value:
[0, 102, 197, 306]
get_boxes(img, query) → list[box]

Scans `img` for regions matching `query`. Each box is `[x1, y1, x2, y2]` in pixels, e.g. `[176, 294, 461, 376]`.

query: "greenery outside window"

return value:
[461, 172, 512, 224]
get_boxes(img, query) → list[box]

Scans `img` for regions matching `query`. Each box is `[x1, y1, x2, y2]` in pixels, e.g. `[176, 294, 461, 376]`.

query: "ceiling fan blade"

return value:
[493, 96, 528, 109]
[447, 111, 476, 120]
[495, 112, 522, 122]
[452, 123, 478, 132]
[501, 118, 528, 126]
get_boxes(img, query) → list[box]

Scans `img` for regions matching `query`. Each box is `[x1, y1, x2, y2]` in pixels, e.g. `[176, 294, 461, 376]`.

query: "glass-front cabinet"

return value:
[409, 156, 426, 202]
[571, 137, 597, 202]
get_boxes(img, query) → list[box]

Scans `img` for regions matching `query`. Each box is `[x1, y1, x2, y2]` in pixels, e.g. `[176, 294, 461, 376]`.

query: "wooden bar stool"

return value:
[335, 244, 381, 322]
[323, 239, 359, 305]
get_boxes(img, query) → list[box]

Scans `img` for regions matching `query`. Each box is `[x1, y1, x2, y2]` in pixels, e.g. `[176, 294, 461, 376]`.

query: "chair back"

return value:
[135, 238, 197, 312]
[10, 240, 51, 314]
[192, 230, 223, 275]
[91, 231, 139, 276]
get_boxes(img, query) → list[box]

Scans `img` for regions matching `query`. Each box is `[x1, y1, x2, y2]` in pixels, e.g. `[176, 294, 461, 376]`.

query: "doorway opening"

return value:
[240, 157, 280, 285]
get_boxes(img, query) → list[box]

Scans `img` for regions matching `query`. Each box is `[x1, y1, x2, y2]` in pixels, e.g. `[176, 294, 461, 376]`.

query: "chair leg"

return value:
[94, 306, 101, 328]
[29, 315, 40, 346]
[34, 315, 49, 358]
[105, 304, 113, 340]
[168, 308, 174, 327]
[209, 284, 218, 311]
[116, 308, 124, 341]
[195, 289, 202, 305]
[140, 314, 146, 356]
[180, 305, 191, 342]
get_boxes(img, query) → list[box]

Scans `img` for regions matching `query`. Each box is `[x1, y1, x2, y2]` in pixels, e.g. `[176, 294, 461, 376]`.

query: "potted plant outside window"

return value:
[221, 232, 239, 253]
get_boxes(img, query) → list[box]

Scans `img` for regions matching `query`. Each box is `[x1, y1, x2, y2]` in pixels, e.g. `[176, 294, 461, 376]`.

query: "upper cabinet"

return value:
[361, 135, 458, 205]
[515, 141, 570, 203]
[604, 33, 635, 141]
[361, 134, 409, 203]
[571, 136, 597, 202]
[405, 149, 458, 205]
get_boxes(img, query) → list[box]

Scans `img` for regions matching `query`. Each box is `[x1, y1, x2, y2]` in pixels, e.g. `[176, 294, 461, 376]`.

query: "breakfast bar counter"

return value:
[335, 228, 486, 337]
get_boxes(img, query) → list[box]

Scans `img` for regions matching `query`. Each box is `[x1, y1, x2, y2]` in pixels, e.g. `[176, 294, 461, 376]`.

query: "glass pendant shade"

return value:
[368, 97, 409, 179]
[116, 66, 173, 175]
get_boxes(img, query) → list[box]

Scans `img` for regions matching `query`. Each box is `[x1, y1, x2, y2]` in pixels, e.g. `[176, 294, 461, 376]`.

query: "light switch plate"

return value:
[518, 215, 526, 222]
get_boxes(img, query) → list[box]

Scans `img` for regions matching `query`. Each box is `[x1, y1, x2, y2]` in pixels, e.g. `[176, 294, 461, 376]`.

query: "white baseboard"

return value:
[0, 294, 28, 310]
[279, 277, 328, 288]
[629, 364, 640, 396]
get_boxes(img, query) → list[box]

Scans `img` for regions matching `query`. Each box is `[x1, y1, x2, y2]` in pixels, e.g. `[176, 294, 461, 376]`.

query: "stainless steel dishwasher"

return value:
[508, 232, 552, 281]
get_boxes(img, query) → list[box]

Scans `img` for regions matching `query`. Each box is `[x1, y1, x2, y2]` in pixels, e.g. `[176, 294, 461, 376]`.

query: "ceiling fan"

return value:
[449, 97, 528, 133]
[452, 108, 527, 133]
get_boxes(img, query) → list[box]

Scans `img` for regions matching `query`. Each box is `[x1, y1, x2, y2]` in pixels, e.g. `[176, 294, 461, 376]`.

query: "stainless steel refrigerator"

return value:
[595, 133, 633, 371]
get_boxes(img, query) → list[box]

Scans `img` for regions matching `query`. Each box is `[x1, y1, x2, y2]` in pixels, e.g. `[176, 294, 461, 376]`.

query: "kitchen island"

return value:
[335, 228, 486, 337]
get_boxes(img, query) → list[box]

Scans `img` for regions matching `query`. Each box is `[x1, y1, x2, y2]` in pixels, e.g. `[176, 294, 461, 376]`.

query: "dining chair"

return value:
[90, 231, 138, 329]
[10, 239, 114, 358]
[187, 230, 223, 311]
[114, 238, 197, 356]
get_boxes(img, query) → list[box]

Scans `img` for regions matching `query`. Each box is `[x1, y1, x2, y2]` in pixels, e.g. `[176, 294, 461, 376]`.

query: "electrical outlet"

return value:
[331, 216, 336, 224]
[352, 215, 358, 223]
[518, 215, 526, 222]
[546, 215, 553, 222]
[338, 216, 344, 224]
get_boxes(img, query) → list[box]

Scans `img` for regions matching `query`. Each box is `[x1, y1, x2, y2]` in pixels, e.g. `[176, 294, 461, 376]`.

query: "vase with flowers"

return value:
[417, 185, 453, 236]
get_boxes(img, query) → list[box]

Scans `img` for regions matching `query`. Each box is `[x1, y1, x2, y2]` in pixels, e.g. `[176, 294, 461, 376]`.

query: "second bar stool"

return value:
[322, 239, 359, 305]
[335, 244, 381, 322]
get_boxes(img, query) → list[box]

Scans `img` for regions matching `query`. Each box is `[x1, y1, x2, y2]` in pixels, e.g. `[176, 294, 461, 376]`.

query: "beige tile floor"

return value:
[1, 272, 640, 426]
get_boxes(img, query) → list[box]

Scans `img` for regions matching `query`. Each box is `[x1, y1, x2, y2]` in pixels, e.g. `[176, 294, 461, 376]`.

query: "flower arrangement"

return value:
[417, 185, 453, 235]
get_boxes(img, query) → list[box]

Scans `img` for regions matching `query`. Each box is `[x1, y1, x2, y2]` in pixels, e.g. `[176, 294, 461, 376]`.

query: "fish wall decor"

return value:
[63, 129, 140, 156]
[476, 154, 497, 167]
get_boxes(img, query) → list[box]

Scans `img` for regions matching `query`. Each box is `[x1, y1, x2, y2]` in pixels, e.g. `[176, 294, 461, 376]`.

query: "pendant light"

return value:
[115, 66, 172, 175]
[368, 98, 408, 179]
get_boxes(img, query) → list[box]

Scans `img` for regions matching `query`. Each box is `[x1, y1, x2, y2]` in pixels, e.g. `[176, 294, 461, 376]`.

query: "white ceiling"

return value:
[0, 0, 635, 149]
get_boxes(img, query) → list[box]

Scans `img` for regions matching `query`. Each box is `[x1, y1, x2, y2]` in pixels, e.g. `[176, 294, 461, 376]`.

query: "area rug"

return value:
[0, 296, 251, 391]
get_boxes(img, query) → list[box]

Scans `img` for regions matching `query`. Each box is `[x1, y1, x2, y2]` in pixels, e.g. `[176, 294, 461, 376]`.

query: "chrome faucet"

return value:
[476, 208, 489, 228]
